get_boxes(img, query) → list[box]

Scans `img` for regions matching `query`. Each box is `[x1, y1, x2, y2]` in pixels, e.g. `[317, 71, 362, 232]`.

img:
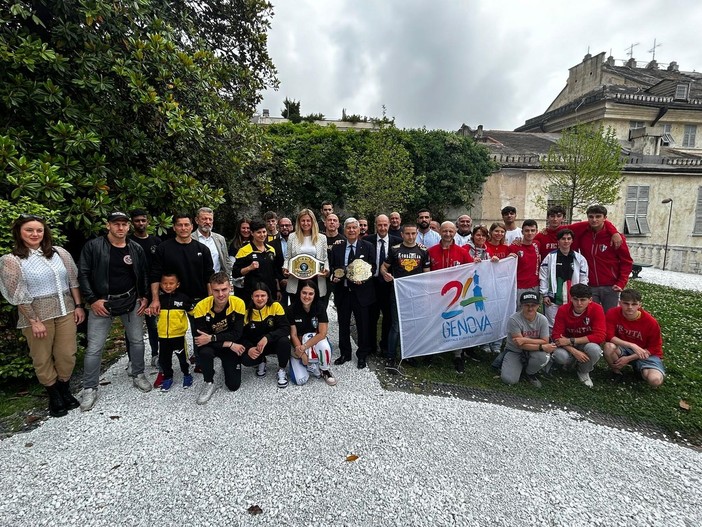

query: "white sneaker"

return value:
[133, 373, 153, 392]
[197, 382, 217, 405]
[277, 368, 288, 388]
[150, 355, 159, 367]
[256, 361, 267, 377]
[306, 362, 321, 378]
[577, 370, 594, 388]
[321, 369, 337, 386]
[80, 388, 98, 412]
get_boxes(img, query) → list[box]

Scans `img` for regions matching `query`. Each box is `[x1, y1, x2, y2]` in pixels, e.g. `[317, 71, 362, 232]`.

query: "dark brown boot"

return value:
[46, 384, 68, 418]
[56, 380, 80, 410]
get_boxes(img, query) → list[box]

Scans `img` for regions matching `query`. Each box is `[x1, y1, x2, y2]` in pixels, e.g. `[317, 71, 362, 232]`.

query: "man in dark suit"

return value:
[330, 217, 376, 369]
[364, 214, 401, 357]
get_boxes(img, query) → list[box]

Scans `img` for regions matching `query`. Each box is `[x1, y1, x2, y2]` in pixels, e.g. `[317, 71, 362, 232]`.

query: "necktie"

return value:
[348, 244, 355, 264]
[378, 239, 386, 274]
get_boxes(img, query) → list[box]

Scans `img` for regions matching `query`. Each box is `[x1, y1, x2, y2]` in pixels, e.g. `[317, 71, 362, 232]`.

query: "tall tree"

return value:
[402, 129, 494, 220]
[0, 0, 277, 236]
[538, 124, 624, 221]
[345, 127, 417, 218]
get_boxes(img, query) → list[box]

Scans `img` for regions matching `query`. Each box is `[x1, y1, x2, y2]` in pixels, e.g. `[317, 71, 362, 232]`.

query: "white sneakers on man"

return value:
[80, 388, 98, 412]
[132, 373, 153, 392]
[577, 370, 594, 388]
[197, 382, 217, 405]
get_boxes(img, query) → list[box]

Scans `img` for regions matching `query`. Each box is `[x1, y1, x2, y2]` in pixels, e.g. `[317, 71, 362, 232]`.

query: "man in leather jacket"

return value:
[78, 212, 152, 412]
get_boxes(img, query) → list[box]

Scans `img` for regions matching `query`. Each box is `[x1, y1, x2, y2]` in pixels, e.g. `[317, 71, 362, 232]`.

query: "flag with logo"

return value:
[394, 258, 517, 358]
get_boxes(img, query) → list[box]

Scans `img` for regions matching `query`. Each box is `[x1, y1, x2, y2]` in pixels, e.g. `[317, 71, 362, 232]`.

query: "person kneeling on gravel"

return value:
[603, 288, 665, 388]
[191, 272, 247, 405]
[240, 282, 291, 388]
[547, 284, 604, 388]
[501, 292, 551, 388]
[287, 280, 337, 386]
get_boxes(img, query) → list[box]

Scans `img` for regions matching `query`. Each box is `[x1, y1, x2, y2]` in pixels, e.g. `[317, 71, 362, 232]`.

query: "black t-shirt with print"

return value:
[108, 243, 136, 295]
[385, 244, 430, 278]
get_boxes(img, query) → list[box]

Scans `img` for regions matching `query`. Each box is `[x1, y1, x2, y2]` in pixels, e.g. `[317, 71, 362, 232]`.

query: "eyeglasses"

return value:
[19, 214, 45, 221]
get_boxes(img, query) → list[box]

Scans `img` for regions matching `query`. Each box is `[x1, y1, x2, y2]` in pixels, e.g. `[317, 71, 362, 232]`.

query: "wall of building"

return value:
[468, 164, 702, 273]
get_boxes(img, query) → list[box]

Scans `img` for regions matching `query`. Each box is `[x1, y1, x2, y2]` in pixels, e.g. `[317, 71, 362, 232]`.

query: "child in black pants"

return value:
[151, 273, 193, 391]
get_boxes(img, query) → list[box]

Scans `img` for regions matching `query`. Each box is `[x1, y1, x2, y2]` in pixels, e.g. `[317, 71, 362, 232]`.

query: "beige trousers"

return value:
[22, 313, 77, 386]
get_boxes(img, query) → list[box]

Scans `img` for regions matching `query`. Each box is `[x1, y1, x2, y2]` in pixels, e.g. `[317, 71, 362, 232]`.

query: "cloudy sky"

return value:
[258, 0, 701, 131]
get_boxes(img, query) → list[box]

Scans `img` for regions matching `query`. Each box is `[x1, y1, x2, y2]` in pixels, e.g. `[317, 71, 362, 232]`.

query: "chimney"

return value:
[476, 125, 484, 139]
[626, 57, 637, 68]
[667, 61, 679, 72]
[646, 60, 659, 70]
[606, 55, 615, 66]
[583, 52, 592, 61]
[262, 108, 270, 117]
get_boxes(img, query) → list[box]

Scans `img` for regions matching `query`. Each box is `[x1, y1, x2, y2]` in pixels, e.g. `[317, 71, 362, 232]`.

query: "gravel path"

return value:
[2, 274, 701, 526]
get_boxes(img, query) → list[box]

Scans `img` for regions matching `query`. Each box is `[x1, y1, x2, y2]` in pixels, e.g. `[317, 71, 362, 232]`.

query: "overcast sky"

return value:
[258, 0, 701, 131]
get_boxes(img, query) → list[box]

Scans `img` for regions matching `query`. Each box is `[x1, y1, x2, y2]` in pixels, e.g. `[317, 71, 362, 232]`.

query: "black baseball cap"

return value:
[107, 211, 130, 222]
[520, 291, 540, 305]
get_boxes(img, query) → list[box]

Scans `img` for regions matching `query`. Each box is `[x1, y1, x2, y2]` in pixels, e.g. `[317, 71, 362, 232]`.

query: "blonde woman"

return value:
[283, 209, 329, 303]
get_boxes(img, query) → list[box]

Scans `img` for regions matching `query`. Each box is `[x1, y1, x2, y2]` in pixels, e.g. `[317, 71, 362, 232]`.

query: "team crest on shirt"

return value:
[599, 244, 608, 252]
[517, 250, 524, 258]
[584, 317, 590, 325]
[267, 318, 274, 327]
[123, 255, 133, 265]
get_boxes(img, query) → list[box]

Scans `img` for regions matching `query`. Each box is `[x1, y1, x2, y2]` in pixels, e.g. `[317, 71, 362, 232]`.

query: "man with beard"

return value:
[416, 209, 440, 248]
[129, 209, 161, 366]
[193, 207, 231, 278]
[278, 217, 294, 306]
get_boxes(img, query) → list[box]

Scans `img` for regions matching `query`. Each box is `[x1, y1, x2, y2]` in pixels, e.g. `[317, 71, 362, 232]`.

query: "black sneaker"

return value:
[463, 348, 481, 362]
[453, 356, 465, 374]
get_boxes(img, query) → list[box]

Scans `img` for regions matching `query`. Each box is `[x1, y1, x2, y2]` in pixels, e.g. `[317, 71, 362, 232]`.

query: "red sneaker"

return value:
[153, 372, 165, 388]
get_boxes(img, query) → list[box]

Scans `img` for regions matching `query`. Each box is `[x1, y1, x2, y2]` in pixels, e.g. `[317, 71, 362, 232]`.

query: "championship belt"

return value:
[288, 254, 326, 280]
[346, 259, 372, 282]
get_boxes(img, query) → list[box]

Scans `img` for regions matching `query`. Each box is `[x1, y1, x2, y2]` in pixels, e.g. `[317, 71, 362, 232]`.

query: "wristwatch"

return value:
[211, 334, 217, 343]
[570, 337, 576, 346]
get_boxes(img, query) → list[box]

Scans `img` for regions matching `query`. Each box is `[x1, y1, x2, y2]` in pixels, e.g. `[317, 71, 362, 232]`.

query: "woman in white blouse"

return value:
[283, 209, 329, 304]
[0, 215, 85, 417]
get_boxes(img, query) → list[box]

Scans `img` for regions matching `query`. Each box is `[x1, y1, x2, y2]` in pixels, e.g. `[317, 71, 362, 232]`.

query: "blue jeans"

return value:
[83, 304, 145, 389]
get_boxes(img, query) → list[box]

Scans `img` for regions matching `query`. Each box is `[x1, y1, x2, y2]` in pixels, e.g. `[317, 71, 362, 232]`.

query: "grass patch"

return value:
[398, 281, 702, 445]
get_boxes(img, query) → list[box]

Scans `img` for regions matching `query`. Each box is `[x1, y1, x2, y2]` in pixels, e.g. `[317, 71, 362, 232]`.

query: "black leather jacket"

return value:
[78, 236, 148, 304]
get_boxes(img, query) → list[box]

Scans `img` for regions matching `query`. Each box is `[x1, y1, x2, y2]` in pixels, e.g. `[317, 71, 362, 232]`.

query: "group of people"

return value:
[0, 201, 664, 417]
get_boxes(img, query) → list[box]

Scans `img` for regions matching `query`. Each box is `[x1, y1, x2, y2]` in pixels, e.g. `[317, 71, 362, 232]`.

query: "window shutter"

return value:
[694, 187, 702, 234]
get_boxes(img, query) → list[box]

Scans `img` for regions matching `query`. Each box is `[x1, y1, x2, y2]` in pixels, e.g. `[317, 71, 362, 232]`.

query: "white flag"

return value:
[394, 258, 517, 358]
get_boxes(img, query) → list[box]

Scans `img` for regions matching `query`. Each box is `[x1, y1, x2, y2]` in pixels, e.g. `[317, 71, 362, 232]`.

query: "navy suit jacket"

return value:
[330, 238, 376, 307]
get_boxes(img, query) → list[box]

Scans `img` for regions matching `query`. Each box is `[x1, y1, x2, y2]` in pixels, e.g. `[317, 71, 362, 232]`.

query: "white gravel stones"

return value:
[1, 279, 701, 525]
[637, 267, 702, 291]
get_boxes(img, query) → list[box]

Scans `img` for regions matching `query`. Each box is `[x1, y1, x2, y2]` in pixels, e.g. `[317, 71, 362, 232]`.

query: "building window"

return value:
[675, 84, 689, 100]
[695, 187, 702, 234]
[683, 125, 697, 147]
[661, 124, 674, 146]
[629, 121, 645, 130]
[624, 185, 650, 235]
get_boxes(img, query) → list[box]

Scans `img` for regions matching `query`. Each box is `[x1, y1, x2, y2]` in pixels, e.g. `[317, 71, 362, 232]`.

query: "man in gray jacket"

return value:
[78, 212, 153, 412]
[193, 207, 231, 278]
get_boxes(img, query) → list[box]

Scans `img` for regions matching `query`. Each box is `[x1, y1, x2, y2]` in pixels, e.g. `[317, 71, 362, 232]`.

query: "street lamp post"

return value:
[661, 198, 673, 270]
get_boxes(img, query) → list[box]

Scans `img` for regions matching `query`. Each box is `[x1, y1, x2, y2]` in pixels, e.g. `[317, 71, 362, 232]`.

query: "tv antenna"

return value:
[625, 43, 639, 58]
[648, 38, 662, 61]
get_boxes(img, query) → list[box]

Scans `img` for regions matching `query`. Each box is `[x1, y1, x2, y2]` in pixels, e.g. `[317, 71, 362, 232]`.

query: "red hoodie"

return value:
[576, 228, 633, 289]
[552, 302, 606, 343]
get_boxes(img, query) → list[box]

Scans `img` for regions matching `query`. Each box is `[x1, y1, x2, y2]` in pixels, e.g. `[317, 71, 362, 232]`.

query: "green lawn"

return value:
[393, 281, 702, 446]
